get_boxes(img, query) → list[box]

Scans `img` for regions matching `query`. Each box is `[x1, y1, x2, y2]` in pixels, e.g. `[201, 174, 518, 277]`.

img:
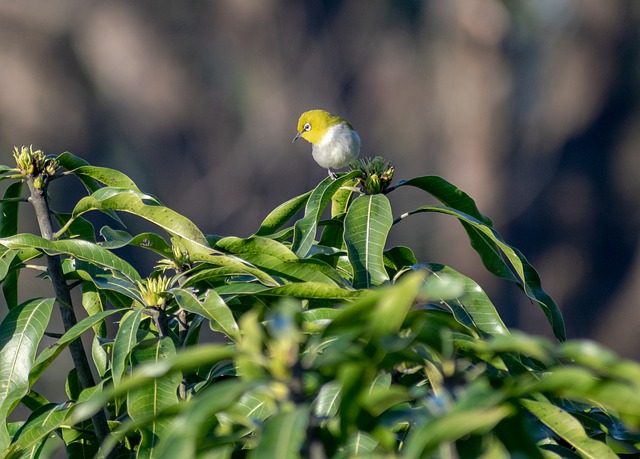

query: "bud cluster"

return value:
[350, 156, 395, 194]
[137, 275, 171, 308]
[12, 145, 59, 191]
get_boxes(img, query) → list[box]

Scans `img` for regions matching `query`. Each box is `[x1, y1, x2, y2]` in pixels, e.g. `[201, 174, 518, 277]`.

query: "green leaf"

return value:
[0, 298, 54, 451]
[170, 288, 240, 342]
[53, 213, 96, 241]
[423, 263, 509, 336]
[99, 227, 174, 259]
[0, 182, 22, 238]
[189, 251, 279, 287]
[56, 152, 125, 225]
[67, 165, 141, 191]
[0, 234, 141, 284]
[249, 407, 309, 459]
[71, 344, 235, 424]
[128, 338, 181, 459]
[150, 380, 256, 459]
[0, 182, 22, 311]
[255, 191, 312, 236]
[5, 402, 71, 458]
[522, 399, 618, 459]
[112, 309, 144, 387]
[394, 176, 492, 224]
[314, 381, 341, 418]
[344, 194, 393, 289]
[30, 308, 124, 386]
[400, 205, 565, 341]
[403, 405, 513, 458]
[70, 188, 210, 255]
[215, 236, 344, 285]
[292, 171, 361, 257]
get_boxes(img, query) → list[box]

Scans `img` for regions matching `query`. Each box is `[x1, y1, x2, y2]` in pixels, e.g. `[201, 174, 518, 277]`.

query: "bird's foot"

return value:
[328, 170, 338, 180]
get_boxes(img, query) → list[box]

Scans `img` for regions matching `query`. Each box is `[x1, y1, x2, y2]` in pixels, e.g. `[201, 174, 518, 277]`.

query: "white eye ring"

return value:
[303, 123, 311, 131]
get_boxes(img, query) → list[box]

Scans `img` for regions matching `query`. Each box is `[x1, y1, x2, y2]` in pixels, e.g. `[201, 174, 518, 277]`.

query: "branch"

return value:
[26, 177, 112, 448]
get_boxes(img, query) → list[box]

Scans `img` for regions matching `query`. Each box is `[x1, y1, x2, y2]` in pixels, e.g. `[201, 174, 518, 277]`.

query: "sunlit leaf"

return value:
[0, 298, 54, 450]
[344, 194, 393, 289]
[522, 399, 618, 459]
[292, 171, 361, 257]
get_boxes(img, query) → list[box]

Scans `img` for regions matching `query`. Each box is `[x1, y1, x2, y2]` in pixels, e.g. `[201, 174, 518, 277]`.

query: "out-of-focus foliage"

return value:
[2, 151, 640, 457]
[1, 1, 640, 356]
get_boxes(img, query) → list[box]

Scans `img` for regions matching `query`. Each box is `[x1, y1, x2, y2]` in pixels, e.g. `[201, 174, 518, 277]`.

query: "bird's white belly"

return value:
[312, 124, 361, 169]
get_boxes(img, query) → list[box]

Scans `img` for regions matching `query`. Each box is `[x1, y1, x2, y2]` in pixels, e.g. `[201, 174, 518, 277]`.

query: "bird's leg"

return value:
[328, 169, 338, 180]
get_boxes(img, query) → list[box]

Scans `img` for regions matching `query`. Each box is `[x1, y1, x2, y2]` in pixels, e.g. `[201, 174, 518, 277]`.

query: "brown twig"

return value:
[26, 177, 111, 448]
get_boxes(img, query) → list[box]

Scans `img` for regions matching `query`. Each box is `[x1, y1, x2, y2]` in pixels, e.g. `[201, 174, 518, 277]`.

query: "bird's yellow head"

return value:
[293, 109, 350, 145]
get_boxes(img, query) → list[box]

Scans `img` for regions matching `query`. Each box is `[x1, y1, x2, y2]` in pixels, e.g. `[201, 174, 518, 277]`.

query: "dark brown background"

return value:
[2, 1, 640, 359]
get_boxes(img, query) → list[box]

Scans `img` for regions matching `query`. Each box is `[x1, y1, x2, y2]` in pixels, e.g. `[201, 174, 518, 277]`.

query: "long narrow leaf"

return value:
[0, 234, 141, 284]
[128, 338, 181, 459]
[255, 191, 312, 236]
[30, 308, 125, 386]
[399, 205, 565, 341]
[248, 407, 309, 459]
[292, 171, 361, 257]
[112, 309, 144, 387]
[215, 236, 345, 285]
[344, 194, 393, 289]
[170, 288, 240, 342]
[522, 399, 618, 459]
[0, 298, 54, 451]
[70, 188, 210, 255]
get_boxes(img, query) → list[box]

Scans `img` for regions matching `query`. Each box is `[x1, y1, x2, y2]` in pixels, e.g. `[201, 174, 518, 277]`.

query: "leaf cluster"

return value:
[0, 151, 639, 458]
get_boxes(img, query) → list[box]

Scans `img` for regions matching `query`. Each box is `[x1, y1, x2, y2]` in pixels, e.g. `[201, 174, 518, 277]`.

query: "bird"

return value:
[292, 109, 361, 178]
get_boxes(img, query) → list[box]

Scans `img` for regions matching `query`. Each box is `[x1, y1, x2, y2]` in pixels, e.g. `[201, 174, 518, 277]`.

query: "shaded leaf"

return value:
[249, 407, 309, 459]
[170, 288, 240, 342]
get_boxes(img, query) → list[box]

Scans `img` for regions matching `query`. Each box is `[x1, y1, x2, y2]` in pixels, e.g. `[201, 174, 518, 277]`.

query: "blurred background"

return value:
[1, 0, 640, 358]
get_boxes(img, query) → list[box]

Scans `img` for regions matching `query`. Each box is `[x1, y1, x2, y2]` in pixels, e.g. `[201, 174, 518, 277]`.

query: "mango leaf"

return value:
[151, 380, 256, 459]
[30, 308, 124, 386]
[67, 165, 141, 191]
[292, 171, 361, 257]
[0, 182, 22, 311]
[248, 407, 309, 459]
[344, 194, 393, 289]
[53, 213, 96, 241]
[56, 152, 124, 225]
[99, 226, 174, 259]
[336, 432, 379, 458]
[0, 298, 54, 451]
[522, 399, 618, 459]
[255, 190, 312, 236]
[314, 381, 342, 418]
[170, 288, 240, 342]
[189, 251, 279, 287]
[69, 188, 210, 255]
[215, 236, 345, 286]
[0, 182, 21, 238]
[128, 338, 181, 459]
[112, 309, 145, 387]
[398, 205, 565, 341]
[421, 263, 509, 336]
[5, 402, 71, 458]
[71, 344, 235, 423]
[0, 234, 140, 284]
[403, 406, 512, 458]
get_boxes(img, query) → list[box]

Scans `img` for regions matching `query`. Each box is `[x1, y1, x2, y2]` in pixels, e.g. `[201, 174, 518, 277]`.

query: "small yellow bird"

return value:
[292, 109, 361, 178]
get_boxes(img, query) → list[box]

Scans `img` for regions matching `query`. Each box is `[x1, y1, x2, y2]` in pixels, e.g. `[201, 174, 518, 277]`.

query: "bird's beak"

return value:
[292, 132, 302, 143]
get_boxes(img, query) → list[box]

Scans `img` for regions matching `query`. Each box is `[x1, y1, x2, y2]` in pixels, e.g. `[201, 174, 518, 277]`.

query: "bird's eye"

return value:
[303, 123, 311, 131]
